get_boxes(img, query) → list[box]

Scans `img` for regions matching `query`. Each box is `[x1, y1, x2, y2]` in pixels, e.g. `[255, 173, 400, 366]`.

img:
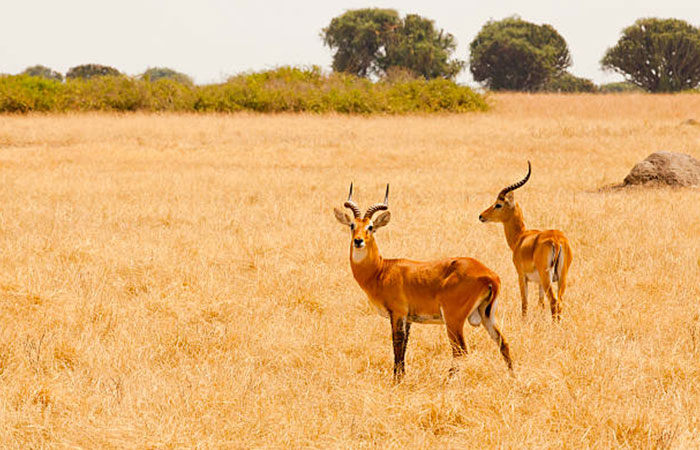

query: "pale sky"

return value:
[2, 0, 699, 86]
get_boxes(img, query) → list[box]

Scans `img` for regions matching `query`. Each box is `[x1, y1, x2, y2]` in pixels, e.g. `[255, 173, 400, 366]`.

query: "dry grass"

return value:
[0, 93, 699, 449]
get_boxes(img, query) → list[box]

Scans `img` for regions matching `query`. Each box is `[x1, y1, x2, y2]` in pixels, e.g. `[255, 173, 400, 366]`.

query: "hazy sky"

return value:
[3, 1, 699, 86]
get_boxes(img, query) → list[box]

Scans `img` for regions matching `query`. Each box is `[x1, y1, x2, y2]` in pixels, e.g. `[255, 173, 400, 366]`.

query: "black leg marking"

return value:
[390, 313, 409, 383]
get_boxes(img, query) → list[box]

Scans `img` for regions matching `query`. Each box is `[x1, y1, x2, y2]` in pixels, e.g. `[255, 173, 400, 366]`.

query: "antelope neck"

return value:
[350, 240, 384, 285]
[503, 204, 527, 251]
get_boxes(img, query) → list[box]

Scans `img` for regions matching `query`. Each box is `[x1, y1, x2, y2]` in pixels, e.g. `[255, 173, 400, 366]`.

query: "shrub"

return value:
[540, 72, 597, 93]
[64, 76, 149, 111]
[143, 79, 199, 111]
[599, 81, 643, 93]
[0, 75, 66, 112]
[0, 66, 487, 114]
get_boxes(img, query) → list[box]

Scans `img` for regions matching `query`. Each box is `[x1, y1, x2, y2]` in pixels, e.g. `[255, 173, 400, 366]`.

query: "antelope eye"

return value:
[367, 224, 374, 232]
[350, 223, 356, 230]
[495, 204, 502, 209]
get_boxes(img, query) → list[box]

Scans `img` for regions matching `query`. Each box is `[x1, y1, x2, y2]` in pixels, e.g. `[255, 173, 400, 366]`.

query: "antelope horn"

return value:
[498, 161, 531, 198]
[364, 184, 389, 219]
[343, 183, 361, 218]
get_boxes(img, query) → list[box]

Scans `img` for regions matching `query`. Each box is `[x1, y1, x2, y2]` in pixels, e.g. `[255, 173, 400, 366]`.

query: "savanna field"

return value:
[0, 94, 699, 449]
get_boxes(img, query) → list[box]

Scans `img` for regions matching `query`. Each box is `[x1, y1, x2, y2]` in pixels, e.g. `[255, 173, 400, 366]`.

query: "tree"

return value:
[141, 67, 193, 85]
[66, 64, 121, 80]
[322, 9, 464, 79]
[469, 16, 571, 91]
[601, 18, 700, 92]
[382, 14, 464, 79]
[322, 8, 400, 78]
[22, 65, 63, 82]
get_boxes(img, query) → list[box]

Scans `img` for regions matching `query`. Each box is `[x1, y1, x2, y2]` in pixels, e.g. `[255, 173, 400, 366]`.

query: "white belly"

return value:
[372, 303, 390, 319]
[408, 314, 444, 324]
[525, 271, 540, 282]
[525, 270, 558, 283]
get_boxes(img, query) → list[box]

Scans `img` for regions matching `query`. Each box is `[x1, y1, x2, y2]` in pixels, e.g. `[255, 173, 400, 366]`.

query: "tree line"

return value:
[323, 10, 700, 93]
[8, 11, 700, 94]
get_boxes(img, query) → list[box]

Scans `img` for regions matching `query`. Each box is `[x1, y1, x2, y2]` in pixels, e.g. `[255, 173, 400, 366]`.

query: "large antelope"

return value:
[479, 162, 572, 320]
[334, 184, 513, 382]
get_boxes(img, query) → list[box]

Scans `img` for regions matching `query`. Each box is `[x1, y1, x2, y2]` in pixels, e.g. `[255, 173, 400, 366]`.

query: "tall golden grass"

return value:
[0, 93, 699, 448]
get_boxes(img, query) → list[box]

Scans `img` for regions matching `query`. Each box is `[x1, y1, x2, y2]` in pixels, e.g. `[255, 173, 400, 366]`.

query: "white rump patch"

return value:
[554, 246, 563, 282]
[489, 298, 498, 316]
[468, 308, 481, 326]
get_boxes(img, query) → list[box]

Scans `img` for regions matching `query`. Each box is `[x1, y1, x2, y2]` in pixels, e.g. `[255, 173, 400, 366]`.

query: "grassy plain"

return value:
[0, 94, 699, 448]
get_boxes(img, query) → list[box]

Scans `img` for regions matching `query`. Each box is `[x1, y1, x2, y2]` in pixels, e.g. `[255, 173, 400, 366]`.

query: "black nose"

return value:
[354, 238, 364, 246]
[479, 215, 485, 222]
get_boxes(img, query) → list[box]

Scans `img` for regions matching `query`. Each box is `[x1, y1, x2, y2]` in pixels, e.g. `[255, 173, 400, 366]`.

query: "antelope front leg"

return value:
[390, 312, 410, 383]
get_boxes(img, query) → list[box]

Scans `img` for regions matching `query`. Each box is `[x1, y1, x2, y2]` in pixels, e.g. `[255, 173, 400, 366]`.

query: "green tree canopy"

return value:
[322, 9, 463, 79]
[322, 8, 400, 78]
[601, 18, 700, 92]
[141, 67, 193, 85]
[469, 16, 572, 91]
[382, 14, 464, 79]
[22, 65, 63, 82]
[66, 64, 121, 80]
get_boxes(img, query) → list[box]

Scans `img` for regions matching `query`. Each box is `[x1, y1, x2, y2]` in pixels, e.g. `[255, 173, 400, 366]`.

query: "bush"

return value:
[599, 81, 643, 93]
[0, 67, 488, 114]
[540, 72, 597, 93]
[66, 64, 121, 80]
[196, 67, 487, 113]
[0, 75, 66, 112]
[64, 76, 151, 111]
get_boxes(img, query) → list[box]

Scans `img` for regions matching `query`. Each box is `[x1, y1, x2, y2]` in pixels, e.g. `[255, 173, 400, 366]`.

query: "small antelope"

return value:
[334, 184, 512, 382]
[479, 162, 573, 320]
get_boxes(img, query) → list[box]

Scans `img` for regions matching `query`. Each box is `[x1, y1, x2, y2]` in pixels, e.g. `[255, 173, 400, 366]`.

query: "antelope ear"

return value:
[372, 211, 391, 230]
[504, 191, 515, 205]
[334, 208, 352, 226]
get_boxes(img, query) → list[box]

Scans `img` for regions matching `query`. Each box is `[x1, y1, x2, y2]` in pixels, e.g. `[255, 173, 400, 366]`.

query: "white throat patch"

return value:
[351, 246, 368, 263]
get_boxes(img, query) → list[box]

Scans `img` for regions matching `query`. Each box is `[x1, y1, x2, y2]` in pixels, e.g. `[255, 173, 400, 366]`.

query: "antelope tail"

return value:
[482, 279, 499, 320]
[552, 243, 563, 281]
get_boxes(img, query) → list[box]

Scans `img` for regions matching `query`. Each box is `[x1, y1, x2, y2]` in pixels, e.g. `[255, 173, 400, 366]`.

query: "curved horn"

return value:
[343, 182, 361, 218]
[364, 184, 389, 219]
[498, 161, 531, 198]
